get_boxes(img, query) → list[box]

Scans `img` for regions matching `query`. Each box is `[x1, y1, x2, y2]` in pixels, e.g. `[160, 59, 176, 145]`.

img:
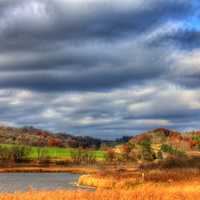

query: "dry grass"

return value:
[78, 175, 140, 189]
[1, 168, 200, 199]
[78, 168, 200, 189]
[143, 168, 200, 182]
[0, 166, 98, 174]
[1, 183, 200, 200]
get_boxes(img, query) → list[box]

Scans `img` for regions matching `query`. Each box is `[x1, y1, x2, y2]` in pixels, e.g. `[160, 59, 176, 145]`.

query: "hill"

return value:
[0, 126, 131, 149]
[129, 128, 200, 150]
[1, 125, 200, 153]
[111, 128, 200, 164]
[0, 126, 103, 149]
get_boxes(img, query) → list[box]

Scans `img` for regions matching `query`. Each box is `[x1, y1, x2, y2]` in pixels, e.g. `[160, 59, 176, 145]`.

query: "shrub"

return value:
[128, 149, 137, 161]
[81, 151, 97, 164]
[36, 148, 49, 161]
[139, 140, 155, 161]
[70, 149, 83, 164]
[0, 146, 12, 161]
[0, 145, 32, 163]
[192, 136, 200, 143]
[156, 150, 163, 160]
[11, 146, 31, 162]
[106, 149, 116, 162]
[159, 156, 190, 169]
[161, 144, 186, 157]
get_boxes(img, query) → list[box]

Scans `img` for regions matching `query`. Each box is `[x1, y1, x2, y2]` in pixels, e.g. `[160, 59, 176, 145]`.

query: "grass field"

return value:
[0, 144, 106, 160]
[1, 171, 200, 200]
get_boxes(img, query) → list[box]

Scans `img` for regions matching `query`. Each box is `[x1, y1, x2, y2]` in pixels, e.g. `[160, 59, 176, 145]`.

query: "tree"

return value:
[139, 140, 155, 161]
[70, 149, 83, 164]
[36, 148, 49, 161]
[120, 144, 132, 161]
[106, 148, 116, 162]
[47, 138, 63, 147]
[0, 146, 12, 161]
[161, 144, 186, 157]
[11, 146, 31, 163]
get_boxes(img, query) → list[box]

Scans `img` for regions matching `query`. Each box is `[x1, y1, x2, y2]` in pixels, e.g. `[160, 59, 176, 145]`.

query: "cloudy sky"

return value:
[0, 0, 200, 139]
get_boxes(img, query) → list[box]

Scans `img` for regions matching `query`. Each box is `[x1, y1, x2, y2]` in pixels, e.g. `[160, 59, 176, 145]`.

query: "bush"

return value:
[0, 146, 12, 161]
[139, 140, 155, 161]
[36, 148, 49, 161]
[156, 150, 163, 160]
[70, 149, 83, 164]
[0, 145, 31, 163]
[192, 136, 200, 143]
[70, 149, 97, 164]
[11, 146, 31, 162]
[82, 152, 97, 164]
[161, 144, 186, 157]
[159, 156, 190, 169]
[128, 149, 137, 162]
[106, 149, 116, 162]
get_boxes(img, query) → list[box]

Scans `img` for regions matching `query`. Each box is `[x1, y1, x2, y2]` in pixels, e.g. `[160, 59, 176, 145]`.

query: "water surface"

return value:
[0, 173, 82, 193]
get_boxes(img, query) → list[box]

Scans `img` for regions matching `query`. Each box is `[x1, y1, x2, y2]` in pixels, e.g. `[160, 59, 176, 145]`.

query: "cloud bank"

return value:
[0, 0, 199, 138]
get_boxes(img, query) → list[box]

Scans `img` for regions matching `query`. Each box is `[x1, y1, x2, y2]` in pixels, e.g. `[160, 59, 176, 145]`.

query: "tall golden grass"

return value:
[78, 174, 139, 189]
[78, 168, 200, 189]
[1, 183, 200, 200]
[1, 168, 200, 199]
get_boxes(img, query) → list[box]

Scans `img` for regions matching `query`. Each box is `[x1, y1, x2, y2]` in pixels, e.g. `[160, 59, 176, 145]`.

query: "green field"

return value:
[0, 144, 106, 160]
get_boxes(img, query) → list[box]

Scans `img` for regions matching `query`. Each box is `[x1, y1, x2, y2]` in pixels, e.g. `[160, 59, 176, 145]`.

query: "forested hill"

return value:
[0, 126, 131, 149]
[127, 128, 200, 153]
[2, 126, 200, 151]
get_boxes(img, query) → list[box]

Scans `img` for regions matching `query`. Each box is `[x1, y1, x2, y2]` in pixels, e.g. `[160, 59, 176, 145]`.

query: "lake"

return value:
[0, 173, 84, 193]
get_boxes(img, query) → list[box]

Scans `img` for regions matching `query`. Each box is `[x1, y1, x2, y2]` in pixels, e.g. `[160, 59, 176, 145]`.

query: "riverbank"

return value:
[1, 167, 200, 199]
[0, 166, 99, 174]
[78, 168, 200, 189]
[0, 162, 137, 174]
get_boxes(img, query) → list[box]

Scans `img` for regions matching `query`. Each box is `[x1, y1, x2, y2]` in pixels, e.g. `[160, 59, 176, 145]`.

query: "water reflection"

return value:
[0, 173, 81, 193]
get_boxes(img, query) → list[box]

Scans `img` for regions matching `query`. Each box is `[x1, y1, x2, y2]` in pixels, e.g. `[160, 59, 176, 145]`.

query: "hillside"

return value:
[0, 126, 131, 149]
[112, 128, 200, 164]
[1, 125, 200, 152]
[0, 126, 106, 149]
[130, 128, 200, 150]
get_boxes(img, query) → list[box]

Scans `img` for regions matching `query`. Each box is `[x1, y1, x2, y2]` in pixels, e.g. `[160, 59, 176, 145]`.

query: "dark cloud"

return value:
[0, 0, 194, 93]
[0, 84, 200, 139]
[149, 29, 200, 49]
[174, 74, 200, 89]
[0, 64, 165, 92]
[0, 0, 192, 46]
[0, 0, 199, 138]
[1, 0, 186, 92]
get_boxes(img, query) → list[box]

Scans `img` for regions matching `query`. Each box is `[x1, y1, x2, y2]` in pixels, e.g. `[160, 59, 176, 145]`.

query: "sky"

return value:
[0, 0, 200, 139]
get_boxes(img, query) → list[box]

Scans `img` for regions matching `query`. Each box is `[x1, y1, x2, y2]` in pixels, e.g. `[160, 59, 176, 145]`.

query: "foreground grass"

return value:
[78, 168, 200, 189]
[1, 168, 200, 199]
[1, 182, 200, 200]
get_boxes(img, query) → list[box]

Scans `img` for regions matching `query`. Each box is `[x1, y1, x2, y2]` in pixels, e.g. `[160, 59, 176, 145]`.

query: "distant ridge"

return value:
[0, 125, 129, 149]
[0, 125, 104, 149]
[128, 128, 200, 151]
[130, 128, 181, 142]
[0, 125, 200, 149]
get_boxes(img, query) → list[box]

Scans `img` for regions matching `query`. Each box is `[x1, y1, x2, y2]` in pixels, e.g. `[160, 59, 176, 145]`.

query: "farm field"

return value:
[0, 144, 106, 160]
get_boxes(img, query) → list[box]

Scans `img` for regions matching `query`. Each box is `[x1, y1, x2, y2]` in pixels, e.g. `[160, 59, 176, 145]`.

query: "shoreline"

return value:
[0, 166, 99, 174]
[1, 167, 200, 199]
